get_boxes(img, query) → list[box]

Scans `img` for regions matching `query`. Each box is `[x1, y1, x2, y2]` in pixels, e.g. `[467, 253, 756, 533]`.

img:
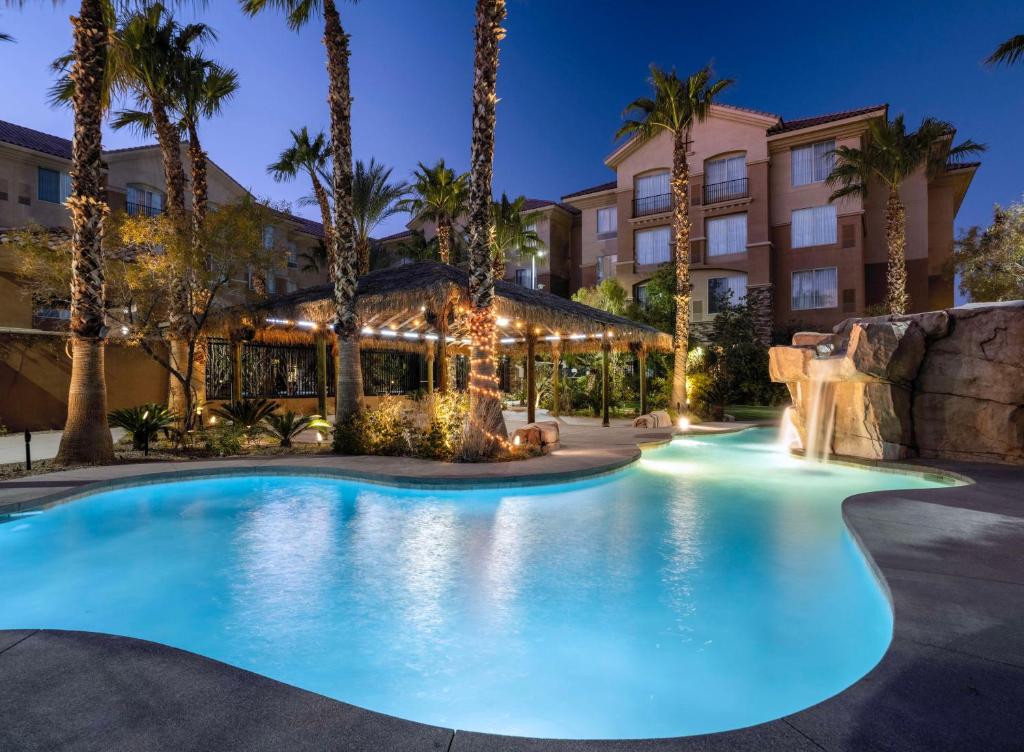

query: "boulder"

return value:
[831, 381, 915, 460]
[914, 393, 1024, 464]
[633, 411, 674, 429]
[513, 421, 560, 450]
[833, 309, 950, 341]
[534, 420, 560, 446]
[768, 345, 813, 383]
[844, 321, 927, 385]
[792, 331, 835, 348]
[512, 425, 542, 448]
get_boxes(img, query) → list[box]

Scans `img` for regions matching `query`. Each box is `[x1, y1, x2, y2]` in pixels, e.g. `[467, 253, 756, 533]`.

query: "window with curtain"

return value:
[596, 206, 617, 235]
[596, 254, 617, 281]
[515, 268, 531, 287]
[126, 184, 164, 215]
[634, 283, 649, 307]
[38, 167, 71, 204]
[708, 275, 748, 313]
[706, 213, 747, 256]
[791, 267, 838, 310]
[635, 171, 669, 198]
[262, 225, 276, 250]
[635, 226, 671, 265]
[705, 155, 746, 185]
[791, 139, 835, 186]
[286, 241, 298, 268]
[791, 205, 837, 248]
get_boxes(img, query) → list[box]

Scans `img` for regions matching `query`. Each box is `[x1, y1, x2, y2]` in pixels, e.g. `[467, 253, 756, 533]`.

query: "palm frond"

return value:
[111, 108, 157, 136]
[986, 34, 1024, 66]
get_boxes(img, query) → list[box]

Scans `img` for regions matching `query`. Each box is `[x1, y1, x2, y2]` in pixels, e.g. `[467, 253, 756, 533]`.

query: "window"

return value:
[635, 226, 671, 265]
[38, 167, 71, 204]
[634, 171, 671, 215]
[791, 139, 835, 186]
[708, 275, 748, 313]
[34, 307, 71, 321]
[791, 267, 838, 310]
[246, 266, 256, 290]
[706, 213, 747, 256]
[262, 225, 276, 250]
[126, 184, 163, 216]
[791, 205, 837, 248]
[596, 206, 617, 235]
[596, 254, 617, 281]
[286, 279, 298, 294]
[286, 241, 298, 268]
[266, 274, 277, 294]
[514, 268, 531, 287]
[705, 155, 746, 185]
[634, 283, 649, 307]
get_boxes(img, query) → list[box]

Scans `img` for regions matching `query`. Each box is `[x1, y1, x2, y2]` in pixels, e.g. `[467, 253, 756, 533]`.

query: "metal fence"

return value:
[206, 339, 335, 400]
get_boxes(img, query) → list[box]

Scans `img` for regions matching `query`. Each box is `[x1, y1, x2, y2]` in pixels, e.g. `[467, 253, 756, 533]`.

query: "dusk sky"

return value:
[1, 1, 1021, 240]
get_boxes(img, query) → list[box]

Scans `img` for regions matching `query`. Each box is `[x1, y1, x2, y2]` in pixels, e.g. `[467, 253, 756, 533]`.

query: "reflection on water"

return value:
[0, 429, 948, 739]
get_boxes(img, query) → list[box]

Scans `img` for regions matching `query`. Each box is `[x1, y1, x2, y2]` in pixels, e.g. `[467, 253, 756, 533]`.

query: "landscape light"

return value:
[678, 417, 690, 432]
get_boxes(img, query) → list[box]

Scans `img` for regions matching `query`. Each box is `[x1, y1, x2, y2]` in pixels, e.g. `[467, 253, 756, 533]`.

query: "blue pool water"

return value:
[0, 430, 946, 739]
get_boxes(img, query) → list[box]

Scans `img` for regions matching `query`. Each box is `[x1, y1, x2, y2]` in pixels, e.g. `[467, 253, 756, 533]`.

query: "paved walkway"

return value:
[6, 423, 1019, 750]
[0, 429, 126, 465]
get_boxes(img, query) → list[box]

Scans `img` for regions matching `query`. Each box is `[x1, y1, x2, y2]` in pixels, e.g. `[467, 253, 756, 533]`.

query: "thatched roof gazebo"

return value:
[213, 261, 672, 425]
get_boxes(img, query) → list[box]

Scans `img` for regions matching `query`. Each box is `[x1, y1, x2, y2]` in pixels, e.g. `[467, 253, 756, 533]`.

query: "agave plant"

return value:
[264, 411, 331, 448]
[108, 404, 178, 450]
[210, 398, 280, 437]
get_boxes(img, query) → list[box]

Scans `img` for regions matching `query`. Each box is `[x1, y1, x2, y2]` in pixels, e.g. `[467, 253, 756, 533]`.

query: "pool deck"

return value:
[1, 421, 1022, 751]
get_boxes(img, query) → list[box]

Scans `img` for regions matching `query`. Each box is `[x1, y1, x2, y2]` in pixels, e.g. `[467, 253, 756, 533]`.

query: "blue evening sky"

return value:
[1, 1, 1021, 240]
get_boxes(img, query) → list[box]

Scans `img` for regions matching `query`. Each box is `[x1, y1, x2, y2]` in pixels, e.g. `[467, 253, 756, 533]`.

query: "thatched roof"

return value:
[219, 261, 672, 354]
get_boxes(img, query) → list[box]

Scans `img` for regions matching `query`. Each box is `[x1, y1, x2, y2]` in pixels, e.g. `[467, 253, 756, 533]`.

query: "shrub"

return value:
[203, 424, 245, 456]
[108, 403, 177, 450]
[415, 392, 468, 460]
[334, 397, 415, 456]
[264, 411, 331, 447]
[211, 398, 279, 442]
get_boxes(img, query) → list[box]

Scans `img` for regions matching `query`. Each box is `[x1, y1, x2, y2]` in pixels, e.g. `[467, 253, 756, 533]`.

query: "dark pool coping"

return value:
[2, 445, 1023, 750]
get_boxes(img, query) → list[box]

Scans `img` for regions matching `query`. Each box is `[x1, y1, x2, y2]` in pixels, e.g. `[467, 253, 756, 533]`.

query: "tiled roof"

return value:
[104, 143, 161, 155]
[376, 228, 413, 243]
[522, 197, 581, 216]
[269, 207, 325, 239]
[769, 104, 886, 134]
[561, 180, 617, 200]
[716, 102, 780, 120]
[0, 120, 72, 160]
[945, 161, 981, 172]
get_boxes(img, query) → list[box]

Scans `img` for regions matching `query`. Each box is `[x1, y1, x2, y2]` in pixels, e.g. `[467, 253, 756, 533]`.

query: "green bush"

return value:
[334, 397, 415, 456]
[203, 424, 245, 456]
[211, 398, 279, 442]
[415, 392, 468, 460]
[108, 403, 177, 450]
[263, 411, 330, 447]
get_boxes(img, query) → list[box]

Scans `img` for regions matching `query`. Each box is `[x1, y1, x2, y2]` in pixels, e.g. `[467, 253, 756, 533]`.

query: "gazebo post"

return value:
[315, 333, 328, 418]
[526, 331, 537, 424]
[231, 339, 243, 404]
[601, 340, 611, 428]
[436, 304, 449, 394]
[425, 341, 435, 394]
[638, 346, 648, 416]
[550, 340, 561, 418]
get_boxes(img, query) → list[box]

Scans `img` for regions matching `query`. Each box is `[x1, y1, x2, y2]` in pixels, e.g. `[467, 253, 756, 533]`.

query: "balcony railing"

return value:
[633, 193, 672, 218]
[702, 177, 749, 205]
[126, 201, 163, 218]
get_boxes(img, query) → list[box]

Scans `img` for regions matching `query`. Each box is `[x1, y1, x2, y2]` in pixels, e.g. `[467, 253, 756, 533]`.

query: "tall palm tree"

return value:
[827, 115, 985, 315]
[616, 65, 733, 417]
[400, 159, 467, 265]
[267, 127, 334, 253]
[242, 0, 362, 423]
[490, 193, 543, 277]
[351, 157, 407, 275]
[462, 0, 507, 459]
[0, 30, 13, 42]
[987, 35, 1024, 66]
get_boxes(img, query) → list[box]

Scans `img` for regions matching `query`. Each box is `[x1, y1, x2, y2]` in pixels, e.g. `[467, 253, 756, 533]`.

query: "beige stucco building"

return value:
[561, 103, 978, 341]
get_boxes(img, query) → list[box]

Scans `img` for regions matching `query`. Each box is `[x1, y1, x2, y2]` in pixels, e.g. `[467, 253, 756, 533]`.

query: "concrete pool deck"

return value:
[1, 423, 1022, 750]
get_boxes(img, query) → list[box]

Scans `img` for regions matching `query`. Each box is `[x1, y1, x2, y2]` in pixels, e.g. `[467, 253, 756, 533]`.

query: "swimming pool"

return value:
[0, 430, 948, 739]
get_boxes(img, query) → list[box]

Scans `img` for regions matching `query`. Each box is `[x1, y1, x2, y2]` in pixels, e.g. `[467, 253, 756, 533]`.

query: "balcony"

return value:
[702, 177, 749, 205]
[126, 201, 163, 218]
[633, 193, 672, 218]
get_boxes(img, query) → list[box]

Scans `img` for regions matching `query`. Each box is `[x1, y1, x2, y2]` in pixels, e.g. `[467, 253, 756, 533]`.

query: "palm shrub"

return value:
[264, 411, 331, 447]
[211, 398, 279, 441]
[108, 404, 177, 450]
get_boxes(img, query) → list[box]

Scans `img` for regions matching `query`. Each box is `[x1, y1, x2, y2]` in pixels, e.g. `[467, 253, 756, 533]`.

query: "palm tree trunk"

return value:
[669, 128, 692, 416]
[56, 0, 114, 466]
[187, 124, 207, 230]
[462, 0, 508, 459]
[885, 189, 909, 315]
[356, 237, 370, 276]
[437, 222, 452, 265]
[323, 0, 362, 424]
[310, 173, 334, 264]
[151, 102, 187, 219]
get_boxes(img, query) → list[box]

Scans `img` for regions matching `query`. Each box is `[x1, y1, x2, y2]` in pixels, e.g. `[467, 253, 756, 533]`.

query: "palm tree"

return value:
[242, 0, 362, 423]
[827, 115, 985, 315]
[616, 65, 733, 417]
[400, 159, 467, 265]
[490, 193, 543, 278]
[987, 35, 1024, 66]
[267, 127, 334, 253]
[462, 0, 508, 459]
[352, 158, 407, 275]
[0, 30, 13, 42]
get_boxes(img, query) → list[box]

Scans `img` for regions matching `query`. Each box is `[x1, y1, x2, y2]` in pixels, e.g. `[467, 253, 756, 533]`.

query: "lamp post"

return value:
[531, 249, 546, 290]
